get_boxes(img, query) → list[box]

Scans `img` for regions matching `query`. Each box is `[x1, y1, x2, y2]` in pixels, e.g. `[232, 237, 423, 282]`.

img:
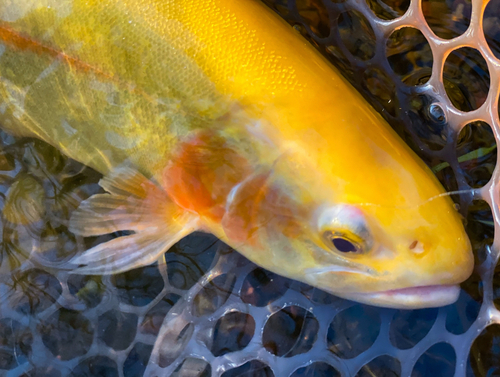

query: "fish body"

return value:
[0, 0, 473, 308]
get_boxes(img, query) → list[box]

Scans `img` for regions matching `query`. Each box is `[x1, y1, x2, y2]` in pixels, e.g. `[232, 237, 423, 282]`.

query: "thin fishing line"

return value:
[357, 189, 475, 210]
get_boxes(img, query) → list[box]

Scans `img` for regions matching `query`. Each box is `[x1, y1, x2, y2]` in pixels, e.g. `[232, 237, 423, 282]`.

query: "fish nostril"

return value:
[409, 240, 425, 254]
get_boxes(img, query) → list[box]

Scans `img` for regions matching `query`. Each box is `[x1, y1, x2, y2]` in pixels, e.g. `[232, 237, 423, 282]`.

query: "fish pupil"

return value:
[332, 238, 357, 253]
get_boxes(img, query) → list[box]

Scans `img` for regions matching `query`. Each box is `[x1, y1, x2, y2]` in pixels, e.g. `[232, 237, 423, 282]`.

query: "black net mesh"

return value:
[0, 0, 498, 376]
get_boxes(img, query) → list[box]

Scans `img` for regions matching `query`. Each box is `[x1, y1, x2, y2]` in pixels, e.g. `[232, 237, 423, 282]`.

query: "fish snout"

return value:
[400, 234, 474, 287]
[338, 238, 474, 309]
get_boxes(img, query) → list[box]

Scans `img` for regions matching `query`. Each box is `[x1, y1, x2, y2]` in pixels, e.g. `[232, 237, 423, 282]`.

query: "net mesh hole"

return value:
[366, 0, 410, 20]
[443, 47, 490, 112]
[263, 306, 319, 357]
[123, 343, 153, 377]
[389, 308, 438, 350]
[211, 311, 255, 357]
[290, 362, 342, 377]
[240, 268, 291, 307]
[355, 355, 402, 377]
[97, 310, 137, 351]
[456, 121, 497, 188]
[220, 360, 274, 377]
[465, 199, 494, 265]
[411, 342, 456, 377]
[327, 304, 381, 359]
[484, 0, 500, 60]
[421, 0, 471, 39]
[37, 309, 94, 361]
[71, 356, 119, 377]
[468, 324, 500, 377]
[386, 27, 433, 86]
[337, 10, 377, 61]
[139, 293, 181, 336]
[297, 0, 331, 38]
[171, 358, 211, 377]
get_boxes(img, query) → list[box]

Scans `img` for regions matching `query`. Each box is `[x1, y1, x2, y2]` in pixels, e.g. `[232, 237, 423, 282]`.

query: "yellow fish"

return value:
[0, 0, 473, 308]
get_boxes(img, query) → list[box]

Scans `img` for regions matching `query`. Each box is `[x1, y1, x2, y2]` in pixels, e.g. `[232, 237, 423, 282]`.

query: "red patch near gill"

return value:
[162, 131, 307, 248]
[220, 168, 307, 248]
[220, 171, 272, 245]
[162, 130, 252, 222]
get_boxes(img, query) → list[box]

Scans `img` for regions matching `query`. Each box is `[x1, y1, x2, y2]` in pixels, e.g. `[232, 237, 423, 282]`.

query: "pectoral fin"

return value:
[68, 166, 198, 274]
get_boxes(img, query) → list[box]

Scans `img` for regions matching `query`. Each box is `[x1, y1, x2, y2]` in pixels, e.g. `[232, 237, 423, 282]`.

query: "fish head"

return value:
[305, 196, 473, 309]
[221, 139, 473, 309]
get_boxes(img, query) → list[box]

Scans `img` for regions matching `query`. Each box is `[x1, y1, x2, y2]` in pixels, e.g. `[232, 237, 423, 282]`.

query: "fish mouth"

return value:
[343, 284, 461, 309]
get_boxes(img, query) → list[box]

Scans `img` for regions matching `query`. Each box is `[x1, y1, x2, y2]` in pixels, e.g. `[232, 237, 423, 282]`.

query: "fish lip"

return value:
[370, 284, 459, 296]
[344, 284, 461, 309]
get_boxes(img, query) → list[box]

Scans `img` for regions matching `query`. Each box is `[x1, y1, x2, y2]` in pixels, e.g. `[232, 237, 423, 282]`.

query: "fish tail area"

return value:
[68, 166, 198, 275]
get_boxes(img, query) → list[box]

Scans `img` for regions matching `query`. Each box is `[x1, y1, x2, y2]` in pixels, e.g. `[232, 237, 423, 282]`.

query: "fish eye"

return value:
[333, 237, 358, 253]
[323, 231, 363, 254]
[316, 204, 373, 255]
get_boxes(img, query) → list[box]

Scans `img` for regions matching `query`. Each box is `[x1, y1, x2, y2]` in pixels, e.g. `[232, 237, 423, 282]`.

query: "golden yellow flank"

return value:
[0, 0, 473, 308]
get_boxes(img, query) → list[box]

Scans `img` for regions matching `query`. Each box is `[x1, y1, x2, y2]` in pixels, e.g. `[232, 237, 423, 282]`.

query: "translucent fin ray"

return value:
[69, 194, 161, 236]
[68, 166, 198, 274]
[70, 225, 196, 275]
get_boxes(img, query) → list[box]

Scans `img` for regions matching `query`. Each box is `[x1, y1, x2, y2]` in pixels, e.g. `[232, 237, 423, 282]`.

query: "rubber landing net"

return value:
[0, 0, 498, 376]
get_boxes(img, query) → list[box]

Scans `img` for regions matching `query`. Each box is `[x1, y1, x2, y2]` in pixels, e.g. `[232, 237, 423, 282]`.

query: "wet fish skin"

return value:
[0, 0, 473, 308]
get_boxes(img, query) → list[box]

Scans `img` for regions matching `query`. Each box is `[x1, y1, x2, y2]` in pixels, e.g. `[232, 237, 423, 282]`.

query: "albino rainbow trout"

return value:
[0, 0, 473, 308]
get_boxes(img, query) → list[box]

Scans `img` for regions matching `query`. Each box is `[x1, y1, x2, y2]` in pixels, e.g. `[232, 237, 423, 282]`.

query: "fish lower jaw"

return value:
[341, 284, 461, 309]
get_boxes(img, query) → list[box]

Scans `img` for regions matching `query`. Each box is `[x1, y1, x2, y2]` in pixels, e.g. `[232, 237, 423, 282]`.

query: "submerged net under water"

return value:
[0, 0, 499, 376]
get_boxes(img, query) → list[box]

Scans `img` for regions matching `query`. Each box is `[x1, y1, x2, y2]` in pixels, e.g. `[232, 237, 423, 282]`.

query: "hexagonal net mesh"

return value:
[0, 0, 499, 376]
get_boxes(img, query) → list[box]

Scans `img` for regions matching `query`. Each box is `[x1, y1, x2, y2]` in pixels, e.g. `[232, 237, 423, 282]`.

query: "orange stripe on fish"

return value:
[0, 24, 104, 75]
[0, 23, 158, 105]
